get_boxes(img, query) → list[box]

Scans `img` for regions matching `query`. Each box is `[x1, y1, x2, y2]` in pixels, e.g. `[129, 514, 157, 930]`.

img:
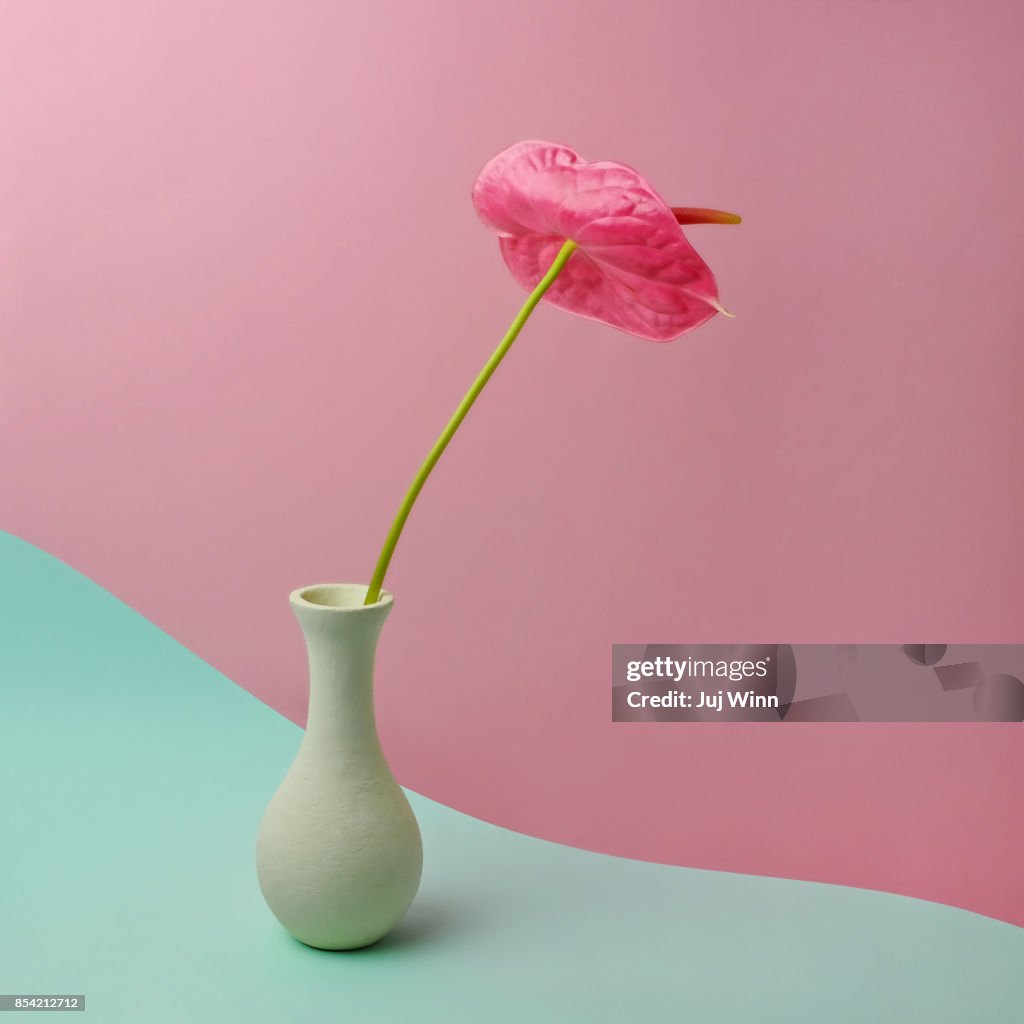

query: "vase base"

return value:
[293, 933, 388, 952]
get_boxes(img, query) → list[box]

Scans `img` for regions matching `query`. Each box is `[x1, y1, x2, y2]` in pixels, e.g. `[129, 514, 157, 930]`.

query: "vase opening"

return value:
[293, 583, 393, 610]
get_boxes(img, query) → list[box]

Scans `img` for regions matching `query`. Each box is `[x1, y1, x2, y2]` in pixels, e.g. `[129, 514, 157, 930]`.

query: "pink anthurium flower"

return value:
[471, 140, 737, 342]
[364, 142, 739, 603]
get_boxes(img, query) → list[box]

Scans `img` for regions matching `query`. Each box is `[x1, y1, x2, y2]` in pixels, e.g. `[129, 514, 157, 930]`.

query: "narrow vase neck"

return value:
[290, 584, 393, 751]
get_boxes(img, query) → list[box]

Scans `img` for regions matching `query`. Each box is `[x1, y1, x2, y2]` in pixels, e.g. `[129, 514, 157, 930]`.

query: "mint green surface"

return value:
[1, 532, 1021, 1023]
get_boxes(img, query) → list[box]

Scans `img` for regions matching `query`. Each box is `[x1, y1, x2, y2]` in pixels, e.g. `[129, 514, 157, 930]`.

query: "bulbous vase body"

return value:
[255, 584, 422, 950]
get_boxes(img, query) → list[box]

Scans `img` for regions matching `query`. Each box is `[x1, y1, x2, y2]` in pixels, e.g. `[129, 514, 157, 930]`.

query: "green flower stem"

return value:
[364, 239, 578, 605]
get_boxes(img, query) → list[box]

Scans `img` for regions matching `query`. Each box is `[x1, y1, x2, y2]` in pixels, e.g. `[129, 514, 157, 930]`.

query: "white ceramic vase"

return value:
[255, 584, 422, 950]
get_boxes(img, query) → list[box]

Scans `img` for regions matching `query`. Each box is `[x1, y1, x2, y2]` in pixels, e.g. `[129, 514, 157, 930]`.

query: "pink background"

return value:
[3, 2, 1023, 923]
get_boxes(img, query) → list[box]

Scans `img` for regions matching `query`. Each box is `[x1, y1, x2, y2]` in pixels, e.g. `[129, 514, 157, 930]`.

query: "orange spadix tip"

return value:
[672, 207, 742, 226]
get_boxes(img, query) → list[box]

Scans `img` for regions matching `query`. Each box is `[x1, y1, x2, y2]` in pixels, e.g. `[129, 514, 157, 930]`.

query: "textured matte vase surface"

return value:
[255, 584, 422, 950]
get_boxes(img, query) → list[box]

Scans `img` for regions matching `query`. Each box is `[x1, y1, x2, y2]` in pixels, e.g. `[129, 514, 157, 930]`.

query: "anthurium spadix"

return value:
[364, 141, 740, 603]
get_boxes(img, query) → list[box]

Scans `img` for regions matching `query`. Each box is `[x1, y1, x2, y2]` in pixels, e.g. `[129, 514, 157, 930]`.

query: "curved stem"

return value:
[364, 239, 578, 604]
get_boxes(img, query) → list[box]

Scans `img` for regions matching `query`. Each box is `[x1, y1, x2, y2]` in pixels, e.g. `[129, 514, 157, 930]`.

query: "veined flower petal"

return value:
[472, 141, 732, 342]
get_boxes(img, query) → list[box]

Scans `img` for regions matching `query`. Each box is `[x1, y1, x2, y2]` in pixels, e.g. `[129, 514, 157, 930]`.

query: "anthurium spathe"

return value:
[364, 141, 739, 603]
[471, 140, 736, 342]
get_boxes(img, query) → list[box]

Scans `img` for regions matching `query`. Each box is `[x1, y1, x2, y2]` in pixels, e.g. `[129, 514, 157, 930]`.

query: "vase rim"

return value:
[290, 583, 394, 613]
